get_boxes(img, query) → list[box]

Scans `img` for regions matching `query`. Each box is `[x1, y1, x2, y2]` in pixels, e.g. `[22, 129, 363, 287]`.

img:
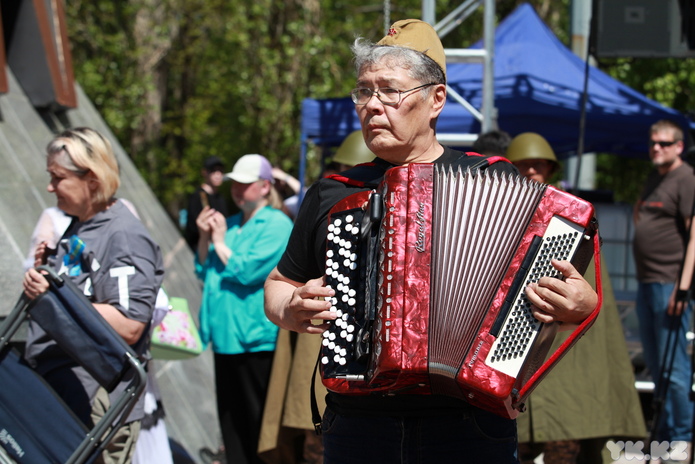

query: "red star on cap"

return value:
[388, 27, 397, 36]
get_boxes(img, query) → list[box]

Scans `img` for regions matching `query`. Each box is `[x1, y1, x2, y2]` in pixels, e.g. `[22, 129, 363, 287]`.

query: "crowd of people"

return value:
[7, 13, 695, 464]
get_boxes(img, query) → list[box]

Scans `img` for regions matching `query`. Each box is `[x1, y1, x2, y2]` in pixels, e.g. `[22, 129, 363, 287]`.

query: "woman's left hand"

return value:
[23, 268, 49, 300]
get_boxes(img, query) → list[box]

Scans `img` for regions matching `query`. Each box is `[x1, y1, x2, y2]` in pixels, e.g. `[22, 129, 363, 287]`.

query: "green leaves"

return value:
[65, 0, 694, 218]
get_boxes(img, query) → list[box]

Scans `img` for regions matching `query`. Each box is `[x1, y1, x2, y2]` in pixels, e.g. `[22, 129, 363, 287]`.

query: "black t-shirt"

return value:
[277, 146, 519, 416]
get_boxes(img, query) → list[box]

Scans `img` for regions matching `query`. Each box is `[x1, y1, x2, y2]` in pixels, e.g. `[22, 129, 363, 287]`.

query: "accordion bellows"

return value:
[320, 163, 602, 418]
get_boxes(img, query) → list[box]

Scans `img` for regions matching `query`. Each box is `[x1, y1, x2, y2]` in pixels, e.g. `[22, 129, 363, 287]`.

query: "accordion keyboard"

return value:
[321, 208, 368, 379]
[485, 215, 586, 377]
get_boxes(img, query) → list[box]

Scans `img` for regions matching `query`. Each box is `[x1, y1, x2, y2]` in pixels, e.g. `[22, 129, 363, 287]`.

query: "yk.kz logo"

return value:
[607, 440, 688, 461]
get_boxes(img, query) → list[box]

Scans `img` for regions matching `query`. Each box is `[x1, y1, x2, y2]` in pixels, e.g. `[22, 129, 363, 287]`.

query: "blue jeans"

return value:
[321, 406, 519, 463]
[636, 282, 694, 441]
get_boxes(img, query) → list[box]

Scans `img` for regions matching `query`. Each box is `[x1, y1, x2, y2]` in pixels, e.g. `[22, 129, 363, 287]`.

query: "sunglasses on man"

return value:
[649, 140, 680, 148]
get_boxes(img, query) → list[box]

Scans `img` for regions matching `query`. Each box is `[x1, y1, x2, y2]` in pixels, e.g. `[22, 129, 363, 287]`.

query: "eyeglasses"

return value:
[350, 83, 437, 106]
[649, 140, 680, 148]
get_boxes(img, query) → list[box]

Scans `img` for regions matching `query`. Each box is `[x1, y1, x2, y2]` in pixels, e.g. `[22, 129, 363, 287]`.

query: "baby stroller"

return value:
[0, 266, 147, 464]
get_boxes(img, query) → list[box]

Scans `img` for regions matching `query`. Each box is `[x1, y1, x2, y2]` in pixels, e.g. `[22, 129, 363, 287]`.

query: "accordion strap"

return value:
[459, 152, 512, 168]
[326, 151, 510, 188]
[310, 349, 323, 435]
[325, 159, 390, 188]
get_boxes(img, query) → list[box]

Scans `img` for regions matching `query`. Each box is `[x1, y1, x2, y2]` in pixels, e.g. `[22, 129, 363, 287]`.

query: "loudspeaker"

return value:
[595, 0, 695, 58]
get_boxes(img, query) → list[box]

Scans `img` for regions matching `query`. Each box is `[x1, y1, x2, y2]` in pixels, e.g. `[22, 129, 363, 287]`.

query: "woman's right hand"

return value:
[23, 268, 49, 300]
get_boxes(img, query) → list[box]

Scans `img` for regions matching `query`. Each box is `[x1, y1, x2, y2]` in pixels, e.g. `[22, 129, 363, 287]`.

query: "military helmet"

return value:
[506, 132, 559, 166]
[332, 131, 376, 167]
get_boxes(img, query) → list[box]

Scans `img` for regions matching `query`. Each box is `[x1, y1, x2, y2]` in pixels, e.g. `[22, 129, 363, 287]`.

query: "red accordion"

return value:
[320, 163, 602, 418]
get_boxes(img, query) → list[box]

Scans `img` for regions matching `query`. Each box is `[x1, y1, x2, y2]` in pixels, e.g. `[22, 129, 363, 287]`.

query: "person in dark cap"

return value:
[184, 156, 229, 250]
[264, 19, 598, 463]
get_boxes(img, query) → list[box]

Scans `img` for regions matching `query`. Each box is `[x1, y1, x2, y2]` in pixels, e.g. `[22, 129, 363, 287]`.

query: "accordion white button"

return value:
[345, 215, 353, 223]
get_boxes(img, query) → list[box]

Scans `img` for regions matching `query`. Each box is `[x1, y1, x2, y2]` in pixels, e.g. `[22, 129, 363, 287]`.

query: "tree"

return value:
[66, 0, 688, 213]
[67, 0, 423, 218]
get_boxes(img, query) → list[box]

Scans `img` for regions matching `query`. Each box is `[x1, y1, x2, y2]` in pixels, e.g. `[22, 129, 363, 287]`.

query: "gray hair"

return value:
[351, 37, 446, 95]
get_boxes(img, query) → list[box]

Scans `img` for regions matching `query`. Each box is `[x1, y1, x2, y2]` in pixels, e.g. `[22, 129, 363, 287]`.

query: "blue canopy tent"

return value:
[300, 3, 691, 162]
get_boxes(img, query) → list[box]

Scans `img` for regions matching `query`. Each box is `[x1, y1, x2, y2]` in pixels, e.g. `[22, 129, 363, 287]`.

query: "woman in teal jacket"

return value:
[195, 154, 293, 464]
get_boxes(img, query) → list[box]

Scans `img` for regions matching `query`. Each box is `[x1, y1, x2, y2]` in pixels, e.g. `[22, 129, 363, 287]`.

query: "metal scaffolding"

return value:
[423, 0, 496, 146]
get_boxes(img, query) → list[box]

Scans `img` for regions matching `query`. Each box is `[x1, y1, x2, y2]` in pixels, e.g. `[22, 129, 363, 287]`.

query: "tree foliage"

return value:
[64, 0, 691, 215]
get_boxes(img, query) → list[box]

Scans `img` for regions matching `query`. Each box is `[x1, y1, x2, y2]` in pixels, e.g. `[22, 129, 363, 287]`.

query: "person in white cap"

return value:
[264, 19, 599, 463]
[195, 153, 293, 464]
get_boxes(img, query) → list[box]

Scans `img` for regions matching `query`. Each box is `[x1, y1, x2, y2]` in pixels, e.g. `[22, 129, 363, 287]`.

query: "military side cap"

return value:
[377, 19, 446, 77]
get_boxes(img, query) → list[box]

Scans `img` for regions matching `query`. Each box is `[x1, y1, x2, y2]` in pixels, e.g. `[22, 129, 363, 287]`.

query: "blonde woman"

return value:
[23, 127, 164, 464]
